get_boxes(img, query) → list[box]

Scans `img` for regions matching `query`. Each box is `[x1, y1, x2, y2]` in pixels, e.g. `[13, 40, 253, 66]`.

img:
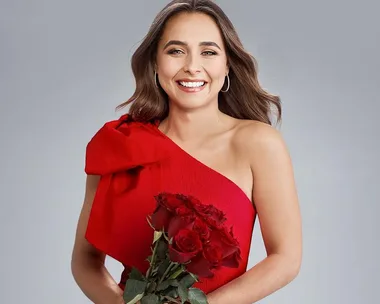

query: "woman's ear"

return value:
[225, 63, 230, 75]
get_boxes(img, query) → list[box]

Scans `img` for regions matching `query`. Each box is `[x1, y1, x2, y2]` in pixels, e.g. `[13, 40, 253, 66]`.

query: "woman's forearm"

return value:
[71, 254, 124, 304]
[206, 253, 300, 304]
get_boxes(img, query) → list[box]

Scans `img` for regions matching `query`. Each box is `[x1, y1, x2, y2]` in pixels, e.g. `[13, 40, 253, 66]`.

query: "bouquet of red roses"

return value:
[123, 193, 241, 304]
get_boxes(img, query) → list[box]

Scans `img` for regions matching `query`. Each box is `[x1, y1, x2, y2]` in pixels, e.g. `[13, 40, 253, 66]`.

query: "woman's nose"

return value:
[183, 54, 202, 74]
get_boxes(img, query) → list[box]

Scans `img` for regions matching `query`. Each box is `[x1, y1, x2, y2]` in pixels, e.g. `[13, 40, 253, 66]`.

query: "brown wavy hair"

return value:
[116, 0, 282, 126]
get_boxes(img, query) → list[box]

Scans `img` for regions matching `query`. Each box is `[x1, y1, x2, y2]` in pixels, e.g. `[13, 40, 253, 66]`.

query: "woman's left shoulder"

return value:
[232, 119, 294, 181]
[232, 119, 286, 152]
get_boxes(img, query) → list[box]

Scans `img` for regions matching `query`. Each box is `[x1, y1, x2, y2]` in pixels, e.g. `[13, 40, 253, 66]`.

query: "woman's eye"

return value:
[167, 49, 184, 55]
[202, 51, 217, 56]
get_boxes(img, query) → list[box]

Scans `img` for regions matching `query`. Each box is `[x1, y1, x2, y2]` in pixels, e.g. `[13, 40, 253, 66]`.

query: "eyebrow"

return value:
[163, 40, 222, 50]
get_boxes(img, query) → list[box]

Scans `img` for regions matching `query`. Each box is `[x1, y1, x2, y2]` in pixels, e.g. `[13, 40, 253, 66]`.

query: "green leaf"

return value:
[146, 281, 157, 293]
[124, 293, 144, 304]
[178, 282, 189, 303]
[123, 279, 147, 304]
[188, 288, 208, 304]
[166, 286, 179, 299]
[156, 239, 168, 261]
[153, 231, 163, 243]
[157, 279, 179, 291]
[156, 280, 170, 291]
[157, 259, 171, 277]
[179, 274, 196, 288]
[129, 267, 145, 281]
[141, 293, 160, 304]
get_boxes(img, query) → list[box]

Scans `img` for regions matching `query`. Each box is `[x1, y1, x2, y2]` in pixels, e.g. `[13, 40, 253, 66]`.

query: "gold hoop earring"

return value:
[221, 74, 230, 93]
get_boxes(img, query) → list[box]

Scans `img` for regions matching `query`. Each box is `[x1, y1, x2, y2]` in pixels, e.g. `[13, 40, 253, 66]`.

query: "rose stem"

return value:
[158, 261, 176, 285]
[146, 238, 160, 278]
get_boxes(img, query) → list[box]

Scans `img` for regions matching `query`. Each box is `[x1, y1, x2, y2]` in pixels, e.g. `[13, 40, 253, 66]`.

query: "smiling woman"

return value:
[71, 1, 302, 304]
[117, 1, 281, 124]
[155, 13, 228, 108]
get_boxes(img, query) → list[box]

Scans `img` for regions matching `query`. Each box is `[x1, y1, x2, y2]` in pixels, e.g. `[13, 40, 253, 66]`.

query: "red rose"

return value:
[184, 252, 214, 278]
[175, 205, 192, 216]
[211, 227, 241, 265]
[151, 193, 185, 231]
[150, 205, 172, 231]
[203, 243, 223, 267]
[195, 204, 227, 229]
[183, 195, 203, 210]
[181, 196, 227, 228]
[219, 226, 239, 246]
[221, 247, 241, 268]
[167, 214, 196, 239]
[218, 226, 241, 267]
[213, 228, 239, 255]
[193, 218, 210, 242]
[169, 229, 203, 263]
[175, 195, 202, 213]
[149, 192, 242, 279]
[184, 226, 241, 277]
[155, 192, 183, 211]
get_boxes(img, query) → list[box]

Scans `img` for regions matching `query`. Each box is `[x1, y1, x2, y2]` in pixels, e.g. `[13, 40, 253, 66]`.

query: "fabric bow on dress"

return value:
[84, 115, 170, 272]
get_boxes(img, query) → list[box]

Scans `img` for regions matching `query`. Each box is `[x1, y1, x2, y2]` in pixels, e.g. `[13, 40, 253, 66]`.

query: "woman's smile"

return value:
[176, 79, 208, 93]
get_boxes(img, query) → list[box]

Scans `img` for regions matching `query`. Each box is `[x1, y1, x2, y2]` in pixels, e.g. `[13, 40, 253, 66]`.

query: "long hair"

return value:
[116, 0, 282, 126]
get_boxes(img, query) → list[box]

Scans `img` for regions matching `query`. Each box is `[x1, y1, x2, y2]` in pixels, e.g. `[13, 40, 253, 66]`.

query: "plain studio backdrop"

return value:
[0, 0, 379, 303]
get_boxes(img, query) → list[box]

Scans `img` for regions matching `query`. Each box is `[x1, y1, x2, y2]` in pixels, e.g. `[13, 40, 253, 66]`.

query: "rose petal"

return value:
[203, 244, 223, 267]
[185, 254, 214, 278]
[221, 249, 241, 268]
[208, 229, 240, 259]
[175, 205, 192, 216]
[193, 218, 210, 241]
[151, 206, 173, 231]
[168, 244, 198, 264]
[174, 229, 202, 253]
[168, 215, 195, 239]
[155, 193, 183, 211]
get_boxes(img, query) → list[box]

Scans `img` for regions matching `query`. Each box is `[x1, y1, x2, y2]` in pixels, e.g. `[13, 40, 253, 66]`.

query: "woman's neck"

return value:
[158, 108, 232, 143]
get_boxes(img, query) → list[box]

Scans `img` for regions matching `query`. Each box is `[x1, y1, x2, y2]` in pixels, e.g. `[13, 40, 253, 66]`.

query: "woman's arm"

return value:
[71, 175, 125, 304]
[207, 123, 302, 304]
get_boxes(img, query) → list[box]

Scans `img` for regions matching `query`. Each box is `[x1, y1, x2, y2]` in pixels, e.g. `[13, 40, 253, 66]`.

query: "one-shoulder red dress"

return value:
[84, 114, 257, 295]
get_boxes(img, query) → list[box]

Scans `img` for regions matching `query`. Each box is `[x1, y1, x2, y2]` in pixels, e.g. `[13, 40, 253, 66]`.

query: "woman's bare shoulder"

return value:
[230, 119, 292, 172]
[232, 119, 283, 150]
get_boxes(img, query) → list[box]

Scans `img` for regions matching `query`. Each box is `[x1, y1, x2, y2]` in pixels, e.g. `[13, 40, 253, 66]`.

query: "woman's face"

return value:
[156, 12, 229, 110]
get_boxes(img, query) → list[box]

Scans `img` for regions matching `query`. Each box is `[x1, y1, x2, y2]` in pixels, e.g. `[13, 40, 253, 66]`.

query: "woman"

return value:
[71, 1, 302, 303]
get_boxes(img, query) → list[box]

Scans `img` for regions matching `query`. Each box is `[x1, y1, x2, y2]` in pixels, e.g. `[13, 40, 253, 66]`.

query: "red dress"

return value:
[84, 114, 257, 295]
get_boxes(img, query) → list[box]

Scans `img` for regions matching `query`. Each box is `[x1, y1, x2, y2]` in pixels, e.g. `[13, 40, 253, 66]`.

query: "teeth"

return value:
[179, 81, 205, 88]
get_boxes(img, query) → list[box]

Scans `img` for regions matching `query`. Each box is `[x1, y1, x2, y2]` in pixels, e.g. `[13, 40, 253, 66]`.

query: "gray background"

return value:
[1, 0, 379, 303]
